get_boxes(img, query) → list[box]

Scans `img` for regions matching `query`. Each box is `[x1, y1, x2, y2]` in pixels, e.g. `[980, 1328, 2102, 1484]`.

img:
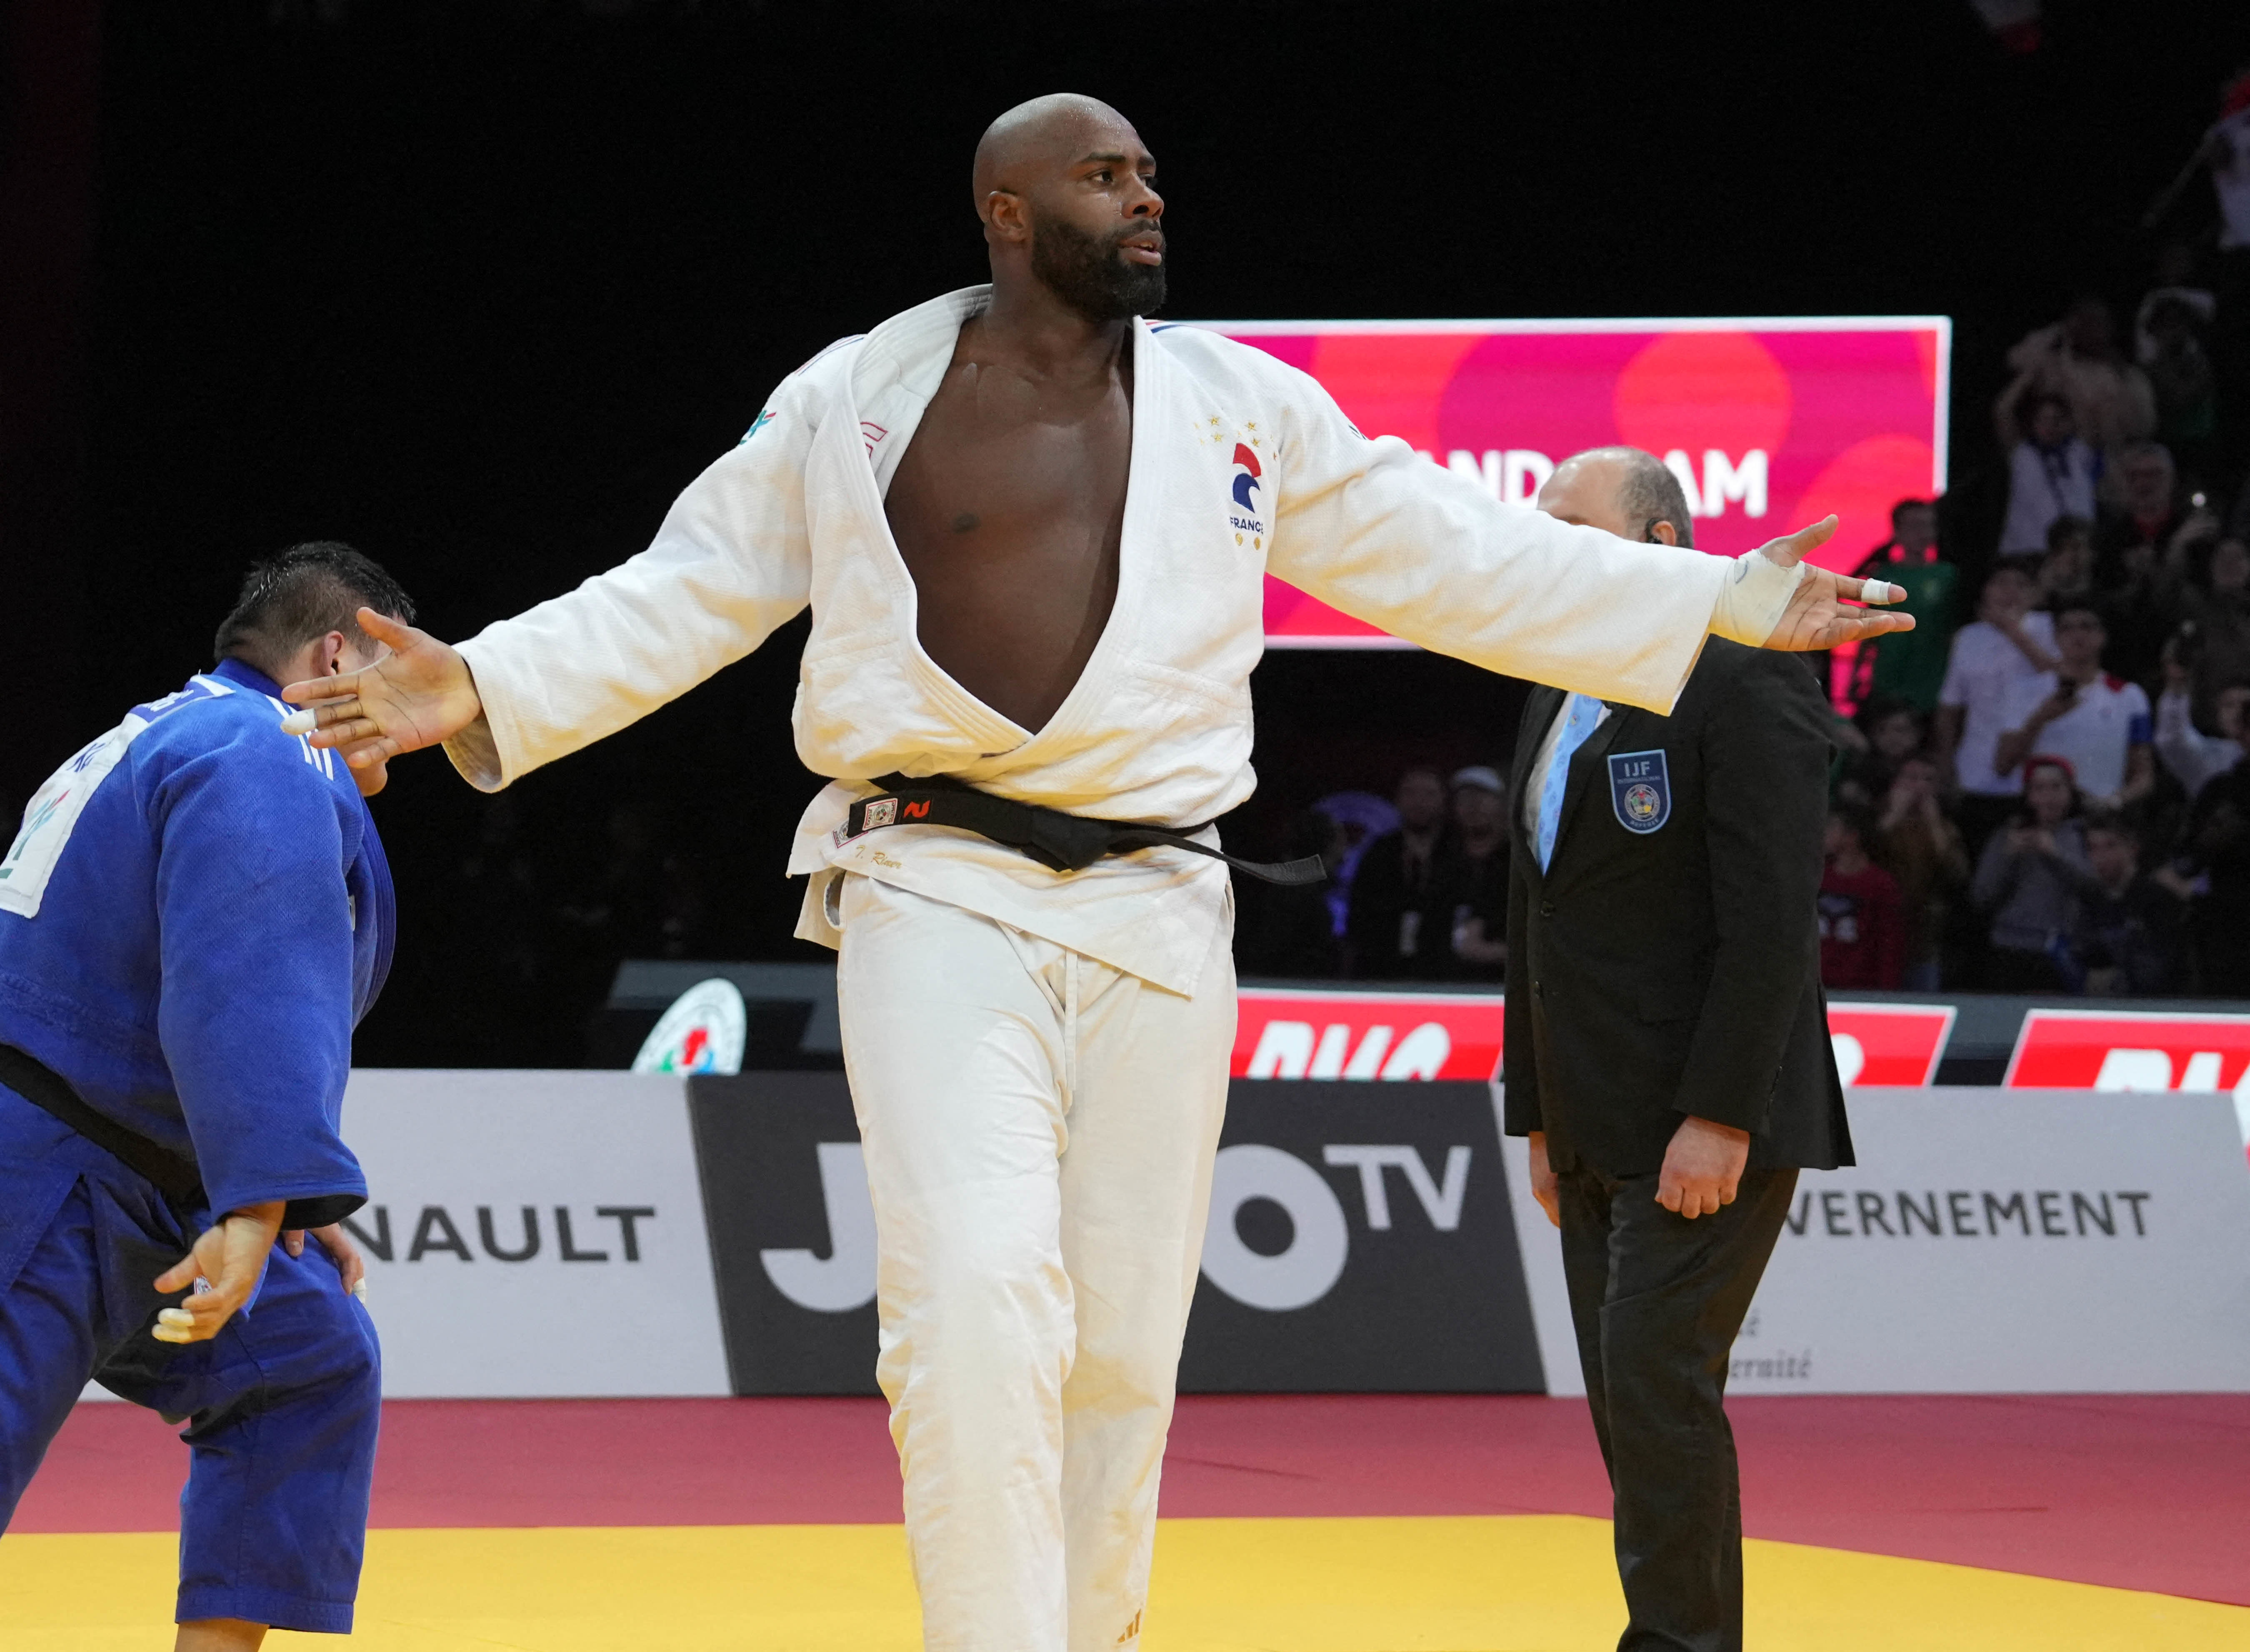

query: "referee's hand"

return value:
[1656, 1115, 1750, 1220]
[280, 608, 483, 776]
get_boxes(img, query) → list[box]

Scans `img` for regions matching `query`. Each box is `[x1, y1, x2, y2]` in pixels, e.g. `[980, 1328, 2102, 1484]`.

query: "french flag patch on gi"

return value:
[1607, 749, 1671, 834]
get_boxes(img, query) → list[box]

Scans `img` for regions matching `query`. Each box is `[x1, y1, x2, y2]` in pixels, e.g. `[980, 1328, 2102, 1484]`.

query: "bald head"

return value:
[971, 94, 1166, 323]
[1536, 447, 1695, 549]
[973, 94, 1137, 206]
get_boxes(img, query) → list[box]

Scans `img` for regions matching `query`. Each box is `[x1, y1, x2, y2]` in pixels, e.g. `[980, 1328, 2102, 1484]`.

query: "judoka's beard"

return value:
[1031, 217, 1167, 321]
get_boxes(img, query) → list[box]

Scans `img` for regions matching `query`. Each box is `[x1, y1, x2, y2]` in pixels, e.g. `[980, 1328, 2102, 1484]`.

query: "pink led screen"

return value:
[1201, 318, 1951, 647]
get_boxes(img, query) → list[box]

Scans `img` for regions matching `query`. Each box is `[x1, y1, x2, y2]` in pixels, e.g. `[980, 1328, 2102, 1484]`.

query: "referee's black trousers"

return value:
[1557, 1163, 1799, 1652]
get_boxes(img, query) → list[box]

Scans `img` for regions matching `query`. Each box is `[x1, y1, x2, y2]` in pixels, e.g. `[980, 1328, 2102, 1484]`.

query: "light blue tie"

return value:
[1535, 692, 1603, 872]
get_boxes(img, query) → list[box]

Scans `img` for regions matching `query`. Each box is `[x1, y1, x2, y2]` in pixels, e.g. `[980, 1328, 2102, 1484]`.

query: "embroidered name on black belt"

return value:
[833, 773, 1327, 886]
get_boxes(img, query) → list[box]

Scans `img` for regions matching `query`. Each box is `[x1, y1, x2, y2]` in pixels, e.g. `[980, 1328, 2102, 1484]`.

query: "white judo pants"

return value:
[833, 874, 1235, 1652]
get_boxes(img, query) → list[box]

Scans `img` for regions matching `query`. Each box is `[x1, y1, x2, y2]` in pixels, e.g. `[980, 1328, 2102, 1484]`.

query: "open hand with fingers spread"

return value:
[1747, 517, 1918, 652]
[279, 608, 483, 774]
[152, 1202, 286, 1344]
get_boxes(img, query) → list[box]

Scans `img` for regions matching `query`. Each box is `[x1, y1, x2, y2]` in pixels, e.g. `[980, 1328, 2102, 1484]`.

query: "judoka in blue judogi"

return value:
[0, 544, 414, 1650]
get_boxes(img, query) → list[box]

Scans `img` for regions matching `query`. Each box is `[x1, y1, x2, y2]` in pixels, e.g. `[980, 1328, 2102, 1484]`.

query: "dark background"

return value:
[3, 0, 2247, 1063]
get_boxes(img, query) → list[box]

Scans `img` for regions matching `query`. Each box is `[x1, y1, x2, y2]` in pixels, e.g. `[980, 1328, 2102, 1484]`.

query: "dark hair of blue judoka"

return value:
[212, 540, 415, 675]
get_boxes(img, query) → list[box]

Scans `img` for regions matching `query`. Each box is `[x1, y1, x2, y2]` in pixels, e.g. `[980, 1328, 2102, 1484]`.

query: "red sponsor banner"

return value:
[1234, 988, 1503, 1082]
[2003, 1009, 2250, 1092]
[1195, 317, 1950, 650]
[1825, 1002, 1956, 1087]
[1236, 991, 1953, 1087]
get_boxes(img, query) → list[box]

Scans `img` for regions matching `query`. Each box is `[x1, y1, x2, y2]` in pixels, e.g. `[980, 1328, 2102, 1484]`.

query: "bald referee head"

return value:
[1535, 446, 1696, 549]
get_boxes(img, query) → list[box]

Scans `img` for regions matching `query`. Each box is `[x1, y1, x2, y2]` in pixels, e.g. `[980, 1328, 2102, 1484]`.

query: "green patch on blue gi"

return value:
[1607, 749, 1671, 834]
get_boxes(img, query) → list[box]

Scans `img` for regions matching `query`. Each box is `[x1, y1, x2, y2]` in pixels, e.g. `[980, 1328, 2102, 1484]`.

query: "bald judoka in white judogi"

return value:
[437, 286, 1801, 1651]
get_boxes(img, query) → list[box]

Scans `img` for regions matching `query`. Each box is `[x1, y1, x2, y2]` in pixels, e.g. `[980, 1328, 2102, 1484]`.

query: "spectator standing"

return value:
[1994, 601, 2155, 812]
[1970, 757, 2090, 990]
[1845, 499, 1957, 712]
[1835, 696, 1923, 810]
[2195, 67, 2250, 460]
[1999, 395, 2101, 555]
[2182, 744, 2250, 994]
[1436, 766, 1509, 981]
[2091, 440, 2189, 572]
[1818, 807, 1906, 989]
[2177, 536, 2250, 727]
[1872, 754, 1972, 992]
[2091, 443, 2201, 683]
[1345, 767, 1451, 979]
[2039, 515, 2097, 605]
[2155, 640, 2249, 798]
[2071, 815, 2185, 995]
[2136, 291, 2220, 479]
[1993, 299, 2156, 481]
[1241, 808, 1345, 979]
[1935, 561, 2056, 857]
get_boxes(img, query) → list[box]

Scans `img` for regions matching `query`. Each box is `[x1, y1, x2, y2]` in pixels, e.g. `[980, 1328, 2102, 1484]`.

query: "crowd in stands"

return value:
[1255, 93, 2250, 998]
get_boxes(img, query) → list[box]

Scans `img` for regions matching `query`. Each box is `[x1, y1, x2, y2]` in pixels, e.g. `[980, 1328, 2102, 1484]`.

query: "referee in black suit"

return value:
[1503, 447, 1852, 1652]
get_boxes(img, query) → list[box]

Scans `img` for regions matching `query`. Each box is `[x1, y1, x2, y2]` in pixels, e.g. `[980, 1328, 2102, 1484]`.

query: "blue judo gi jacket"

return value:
[0, 656, 393, 1223]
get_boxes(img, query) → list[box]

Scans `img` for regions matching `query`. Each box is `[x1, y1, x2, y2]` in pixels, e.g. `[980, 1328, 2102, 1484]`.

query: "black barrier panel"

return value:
[688, 1072, 881, 1396]
[1178, 1079, 1544, 1394]
[691, 1072, 1542, 1396]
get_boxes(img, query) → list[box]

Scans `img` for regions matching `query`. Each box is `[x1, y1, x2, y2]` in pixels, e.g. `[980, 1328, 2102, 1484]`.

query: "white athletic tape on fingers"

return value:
[279, 709, 318, 735]
[351, 1279, 368, 1302]
[1860, 580, 1905, 605]
[1710, 551, 1809, 645]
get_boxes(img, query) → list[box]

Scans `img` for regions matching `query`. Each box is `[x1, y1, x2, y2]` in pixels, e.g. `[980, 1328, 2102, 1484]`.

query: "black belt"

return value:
[0, 1041, 205, 1204]
[840, 774, 1328, 886]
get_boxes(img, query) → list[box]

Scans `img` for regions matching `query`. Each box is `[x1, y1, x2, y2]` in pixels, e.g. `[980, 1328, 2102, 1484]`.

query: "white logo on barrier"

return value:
[1830, 1033, 1866, 1087]
[1321, 1145, 1472, 1230]
[1199, 1145, 1349, 1311]
[2093, 1047, 2175, 1091]
[1246, 1019, 1452, 1080]
[761, 1141, 878, 1312]
[632, 979, 748, 1076]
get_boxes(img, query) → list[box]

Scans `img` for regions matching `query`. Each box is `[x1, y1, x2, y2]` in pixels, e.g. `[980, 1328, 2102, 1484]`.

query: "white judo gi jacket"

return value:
[448, 285, 1736, 994]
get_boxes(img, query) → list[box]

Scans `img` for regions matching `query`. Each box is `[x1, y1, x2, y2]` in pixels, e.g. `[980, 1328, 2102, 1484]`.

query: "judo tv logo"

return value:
[686, 1072, 1545, 1396]
[1199, 1142, 1471, 1311]
[1178, 1079, 1545, 1393]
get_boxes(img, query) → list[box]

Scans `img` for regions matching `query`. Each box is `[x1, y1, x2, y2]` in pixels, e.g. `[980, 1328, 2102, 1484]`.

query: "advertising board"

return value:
[1197, 317, 1950, 647]
[1235, 987, 1951, 1088]
[338, 1070, 730, 1398]
[1234, 987, 1503, 1082]
[1503, 1088, 2250, 1397]
[1180, 1079, 1541, 1393]
[687, 1072, 1539, 1396]
[2005, 1007, 2250, 1158]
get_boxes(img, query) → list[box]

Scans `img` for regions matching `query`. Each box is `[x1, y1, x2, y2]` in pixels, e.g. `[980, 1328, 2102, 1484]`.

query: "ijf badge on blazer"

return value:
[1606, 750, 1671, 834]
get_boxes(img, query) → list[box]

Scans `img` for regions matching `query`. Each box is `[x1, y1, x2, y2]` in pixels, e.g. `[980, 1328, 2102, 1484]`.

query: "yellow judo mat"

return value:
[4, 1514, 2245, 1651]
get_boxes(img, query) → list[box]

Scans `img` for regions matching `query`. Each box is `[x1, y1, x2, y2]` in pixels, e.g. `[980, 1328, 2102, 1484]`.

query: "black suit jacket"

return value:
[1501, 641, 1853, 1176]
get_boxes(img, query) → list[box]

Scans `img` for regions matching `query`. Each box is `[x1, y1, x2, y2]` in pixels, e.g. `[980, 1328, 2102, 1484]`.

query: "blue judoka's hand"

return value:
[282, 1222, 368, 1299]
[152, 1202, 285, 1343]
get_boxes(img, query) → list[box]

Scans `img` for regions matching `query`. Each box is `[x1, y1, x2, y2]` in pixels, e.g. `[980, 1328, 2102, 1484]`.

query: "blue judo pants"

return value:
[0, 1085, 380, 1633]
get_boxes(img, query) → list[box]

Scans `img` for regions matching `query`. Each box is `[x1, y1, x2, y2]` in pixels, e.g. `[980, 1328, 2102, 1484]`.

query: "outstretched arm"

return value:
[288, 375, 821, 790]
[1263, 365, 1908, 714]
